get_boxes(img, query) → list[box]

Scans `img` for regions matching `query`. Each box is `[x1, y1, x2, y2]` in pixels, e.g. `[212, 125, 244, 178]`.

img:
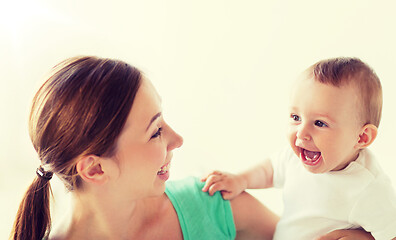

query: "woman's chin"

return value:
[150, 172, 170, 196]
[157, 170, 170, 181]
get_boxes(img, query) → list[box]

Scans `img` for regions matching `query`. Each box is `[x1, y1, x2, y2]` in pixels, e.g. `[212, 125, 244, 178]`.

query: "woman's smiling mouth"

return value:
[157, 161, 170, 175]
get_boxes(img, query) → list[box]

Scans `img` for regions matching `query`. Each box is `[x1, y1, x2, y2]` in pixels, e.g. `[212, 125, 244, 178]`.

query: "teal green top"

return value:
[165, 177, 236, 240]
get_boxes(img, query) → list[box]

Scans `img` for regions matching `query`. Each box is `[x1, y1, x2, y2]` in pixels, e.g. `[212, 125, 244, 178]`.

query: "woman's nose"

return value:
[167, 127, 183, 151]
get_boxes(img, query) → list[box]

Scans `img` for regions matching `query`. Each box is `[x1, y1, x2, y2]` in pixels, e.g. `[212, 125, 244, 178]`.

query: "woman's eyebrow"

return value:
[146, 112, 162, 131]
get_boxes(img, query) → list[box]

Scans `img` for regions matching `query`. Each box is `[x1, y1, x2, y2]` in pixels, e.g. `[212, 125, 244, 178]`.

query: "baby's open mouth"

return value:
[301, 148, 322, 166]
[157, 162, 170, 175]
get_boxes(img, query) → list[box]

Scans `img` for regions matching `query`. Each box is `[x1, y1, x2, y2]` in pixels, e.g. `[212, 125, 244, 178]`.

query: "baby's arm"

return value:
[201, 158, 274, 200]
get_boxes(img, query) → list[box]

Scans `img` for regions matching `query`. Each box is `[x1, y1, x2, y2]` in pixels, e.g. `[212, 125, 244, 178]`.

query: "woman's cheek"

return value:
[148, 143, 167, 165]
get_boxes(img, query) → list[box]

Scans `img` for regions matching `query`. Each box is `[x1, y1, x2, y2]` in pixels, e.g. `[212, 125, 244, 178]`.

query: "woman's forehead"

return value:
[125, 78, 162, 129]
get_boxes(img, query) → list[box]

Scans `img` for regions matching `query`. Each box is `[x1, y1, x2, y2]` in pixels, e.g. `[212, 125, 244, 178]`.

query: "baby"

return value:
[202, 57, 396, 240]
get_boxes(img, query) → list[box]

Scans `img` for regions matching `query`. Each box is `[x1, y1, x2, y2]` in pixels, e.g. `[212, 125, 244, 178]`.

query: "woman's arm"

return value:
[230, 191, 279, 240]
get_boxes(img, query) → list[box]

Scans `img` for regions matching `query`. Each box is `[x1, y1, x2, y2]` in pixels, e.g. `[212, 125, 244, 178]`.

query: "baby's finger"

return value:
[201, 174, 223, 192]
[220, 191, 234, 200]
[211, 170, 223, 175]
[200, 173, 209, 182]
[200, 170, 222, 182]
[202, 175, 220, 192]
[201, 181, 210, 192]
[208, 182, 225, 196]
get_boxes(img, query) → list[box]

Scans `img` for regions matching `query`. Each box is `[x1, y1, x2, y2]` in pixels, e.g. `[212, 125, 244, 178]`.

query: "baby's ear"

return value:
[76, 155, 108, 185]
[356, 124, 378, 149]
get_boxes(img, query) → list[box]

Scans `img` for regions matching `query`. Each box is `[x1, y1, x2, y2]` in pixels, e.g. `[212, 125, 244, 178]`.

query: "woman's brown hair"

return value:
[10, 56, 142, 240]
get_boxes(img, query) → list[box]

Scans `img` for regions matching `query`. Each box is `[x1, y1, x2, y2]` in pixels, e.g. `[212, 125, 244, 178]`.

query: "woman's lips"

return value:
[157, 171, 169, 181]
[157, 161, 170, 175]
[157, 162, 170, 181]
[300, 148, 322, 166]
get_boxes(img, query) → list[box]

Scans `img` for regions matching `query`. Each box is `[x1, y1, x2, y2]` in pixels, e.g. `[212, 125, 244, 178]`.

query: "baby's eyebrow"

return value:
[316, 113, 335, 122]
[146, 112, 162, 132]
[289, 107, 298, 113]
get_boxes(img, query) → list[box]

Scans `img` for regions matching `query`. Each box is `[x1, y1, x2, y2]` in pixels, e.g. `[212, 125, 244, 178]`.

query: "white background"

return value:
[1, 0, 396, 238]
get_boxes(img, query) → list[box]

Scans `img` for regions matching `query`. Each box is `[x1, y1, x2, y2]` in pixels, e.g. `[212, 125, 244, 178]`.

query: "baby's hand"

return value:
[201, 170, 247, 200]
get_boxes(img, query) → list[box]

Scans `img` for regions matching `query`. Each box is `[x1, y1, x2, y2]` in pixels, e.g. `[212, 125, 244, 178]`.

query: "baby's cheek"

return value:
[287, 133, 297, 147]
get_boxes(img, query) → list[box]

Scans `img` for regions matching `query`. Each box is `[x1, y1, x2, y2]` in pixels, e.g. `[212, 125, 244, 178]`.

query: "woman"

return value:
[11, 56, 373, 240]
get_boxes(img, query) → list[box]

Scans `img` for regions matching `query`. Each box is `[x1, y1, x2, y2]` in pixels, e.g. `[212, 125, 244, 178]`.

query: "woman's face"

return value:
[109, 78, 183, 199]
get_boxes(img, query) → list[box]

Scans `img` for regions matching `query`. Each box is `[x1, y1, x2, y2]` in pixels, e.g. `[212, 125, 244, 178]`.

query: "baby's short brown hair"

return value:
[307, 57, 382, 127]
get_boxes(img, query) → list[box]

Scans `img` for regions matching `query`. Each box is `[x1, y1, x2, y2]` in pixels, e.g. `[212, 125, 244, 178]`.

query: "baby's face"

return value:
[288, 76, 363, 174]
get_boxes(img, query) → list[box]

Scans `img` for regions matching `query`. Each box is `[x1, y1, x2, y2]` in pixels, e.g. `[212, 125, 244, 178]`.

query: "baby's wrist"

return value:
[238, 173, 249, 190]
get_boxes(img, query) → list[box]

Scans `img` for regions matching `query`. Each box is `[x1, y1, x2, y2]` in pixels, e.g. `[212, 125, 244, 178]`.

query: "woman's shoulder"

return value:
[165, 176, 202, 194]
[165, 176, 232, 217]
[165, 176, 236, 239]
[166, 176, 232, 213]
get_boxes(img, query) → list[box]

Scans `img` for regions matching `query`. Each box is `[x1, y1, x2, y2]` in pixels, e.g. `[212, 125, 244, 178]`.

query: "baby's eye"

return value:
[151, 127, 162, 139]
[290, 114, 301, 122]
[314, 120, 328, 128]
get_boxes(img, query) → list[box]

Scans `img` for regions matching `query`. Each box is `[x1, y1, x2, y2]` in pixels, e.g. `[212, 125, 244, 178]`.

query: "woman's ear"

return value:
[76, 155, 108, 185]
[356, 124, 378, 149]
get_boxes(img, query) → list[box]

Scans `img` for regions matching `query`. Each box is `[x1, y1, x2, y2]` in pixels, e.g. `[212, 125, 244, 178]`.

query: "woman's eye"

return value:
[151, 128, 162, 139]
[291, 114, 301, 122]
[315, 120, 328, 128]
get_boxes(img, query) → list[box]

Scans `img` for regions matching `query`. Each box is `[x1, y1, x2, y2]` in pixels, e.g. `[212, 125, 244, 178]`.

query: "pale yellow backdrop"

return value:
[1, 0, 396, 238]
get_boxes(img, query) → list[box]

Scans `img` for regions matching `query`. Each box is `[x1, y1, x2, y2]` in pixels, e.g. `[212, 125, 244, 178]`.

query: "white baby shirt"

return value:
[271, 147, 396, 240]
